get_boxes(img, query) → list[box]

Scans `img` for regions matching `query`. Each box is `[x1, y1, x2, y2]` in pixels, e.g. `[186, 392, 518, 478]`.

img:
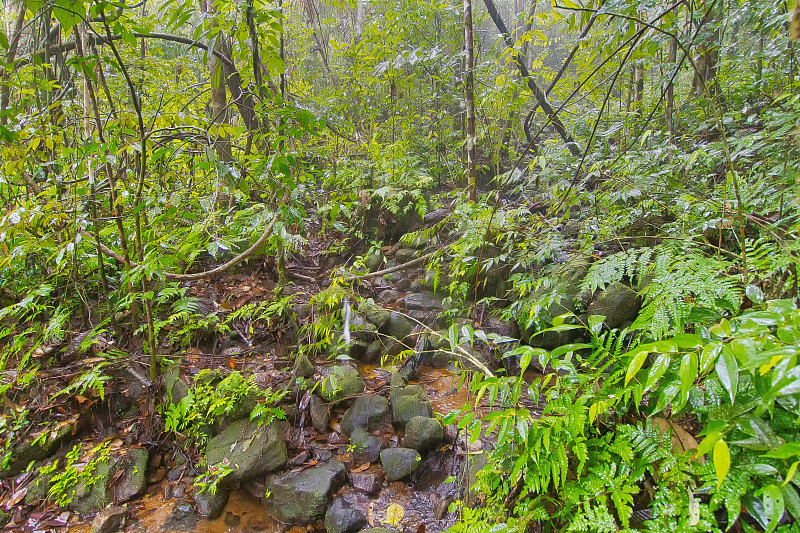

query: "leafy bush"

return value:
[448, 297, 800, 533]
[165, 370, 286, 448]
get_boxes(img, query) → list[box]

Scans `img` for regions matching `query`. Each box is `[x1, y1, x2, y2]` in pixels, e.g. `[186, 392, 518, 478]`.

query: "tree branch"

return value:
[81, 191, 289, 282]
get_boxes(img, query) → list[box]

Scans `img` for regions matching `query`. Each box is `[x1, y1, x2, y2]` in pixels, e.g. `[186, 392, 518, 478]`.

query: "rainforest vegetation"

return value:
[0, 0, 798, 530]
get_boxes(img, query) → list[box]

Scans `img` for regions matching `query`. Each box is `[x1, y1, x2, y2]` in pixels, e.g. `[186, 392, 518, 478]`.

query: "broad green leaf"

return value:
[645, 353, 670, 392]
[679, 351, 698, 404]
[746, 284, 765, 303]
[764, 442, 800, 459]
[695, 430, 722, 459]
[700, 342, 722, 374]
[625, 346, 652, 387]
[710, 319, 732, 339]
[782, 483, 800, 521]
[784, 461, 799, 485]
[714, 439, 730, 489]
[716, 345, 739, 403]
[53, 0, 85, 30]
[763, 484, 784, 532]
[673, 333, 702, 349]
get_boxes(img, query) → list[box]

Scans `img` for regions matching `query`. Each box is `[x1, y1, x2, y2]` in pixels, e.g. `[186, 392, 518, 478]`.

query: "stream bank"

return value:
[1, 207, 643, 533]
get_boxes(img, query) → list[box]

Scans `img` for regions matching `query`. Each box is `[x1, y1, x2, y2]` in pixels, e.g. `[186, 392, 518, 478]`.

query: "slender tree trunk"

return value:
[355, 0, 364, 43]
[0, 1, 26, 126]
[482, 0, 582, 156]
[635, 62, 644, 119]
[464, 0, 477, 202]
[666, 37, 677, 139]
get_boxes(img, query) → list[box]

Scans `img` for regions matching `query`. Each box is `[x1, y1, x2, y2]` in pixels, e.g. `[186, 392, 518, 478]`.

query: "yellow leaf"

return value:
[714, 439, 730, 489]
[386, 503, 404, 526]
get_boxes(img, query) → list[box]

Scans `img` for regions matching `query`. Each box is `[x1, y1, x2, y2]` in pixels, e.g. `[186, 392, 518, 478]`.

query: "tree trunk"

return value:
[482, 0, 581, 156]
[666, 37, 677, 139]
[692, 1, 721, 98]
[465, 0, 477, 202]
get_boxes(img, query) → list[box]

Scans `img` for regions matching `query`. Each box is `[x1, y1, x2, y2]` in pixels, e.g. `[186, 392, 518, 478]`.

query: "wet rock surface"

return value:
[205, 419, 287, 484]
[340, 395, 389, 435]
[265, 461, 347, 524]
[380, 448, 421, 482]
[324, 497, 367, 533]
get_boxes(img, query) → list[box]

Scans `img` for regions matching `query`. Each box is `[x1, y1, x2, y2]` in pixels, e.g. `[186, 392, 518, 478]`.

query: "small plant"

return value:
[47, 441, 112, 508]
[194, 460, 235, 495]
[165, 370, 286, 449]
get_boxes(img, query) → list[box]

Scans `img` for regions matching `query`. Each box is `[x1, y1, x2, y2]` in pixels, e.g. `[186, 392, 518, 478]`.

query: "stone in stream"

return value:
[587, 282, 641, 330]
[363, 340, 385, 364]
[205, 419, 287, 485]
[293, 354, 315, 379]
[423, 269, 450, 293]
[394, 248, 418, 263]
[91, 506, 127, 533]
[520, 255, 593, 350]
[324, 497, 367, 533]
[194, 487, 230, 519]
[265, 461, 347, 524]
[340, 395, 389, 435]
[380, 448, 421, 481]
[400, 232, 428, 250]
[69, 447, 149, 515]
[348, 312, 379, 343]
[365, 252, 385, 272]
[348, 469, 384, 494]
[390, 384, 432, 428]
[318, 365, 366, 403]
[381, 312, 416, 341]
[402, 292, 443, 312]
[310, 395, 332, 433]
[350, 428, 384, 464]
[404, 416, 443, 454]
[358, 299, 391, 329]
[162, 499, 199, 531]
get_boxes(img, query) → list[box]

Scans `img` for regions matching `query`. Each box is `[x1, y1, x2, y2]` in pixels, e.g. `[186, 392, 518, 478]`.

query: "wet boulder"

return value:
[588, 282, 641, 330]
[310, 395, 332, 433]
[394, 248, 418, 263]
[0, 422, 72, 478]
[194, 487, 230, 520]
[318, 365, 365, 403]
[365, 252, 385, 272]
[162, 499, 199, 531]
[324, 497, 367, 533]
[348, 469, 384, 494]
[381, 312, 416, 342]
[293, 354, 315, 379]
[69, 447, 149, 515]
[359, 299, 391, 329]
[390, 384, 432, 428]
[340, 395, 389, 435]
[350, 428, 384, 464]
[265, 461, 347, 524]
[91, 506, 127, 533]
[521, 255, 593, 350]
[380, 448, 421, 482]
[205, 419, 287, 485]
[404, 416, 443, 454]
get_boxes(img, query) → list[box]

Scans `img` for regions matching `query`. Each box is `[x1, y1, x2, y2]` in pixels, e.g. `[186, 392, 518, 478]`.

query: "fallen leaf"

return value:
[8, 487, 26, 506]
[352, 463, 370, 472]
[386, 503, 404, 526]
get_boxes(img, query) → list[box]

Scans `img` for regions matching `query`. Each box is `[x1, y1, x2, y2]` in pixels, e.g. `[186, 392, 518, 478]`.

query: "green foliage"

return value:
[624, 298, 800, 530]
[47, 441, 112, 508]
[165, 370, 286, 448]
[583, 244, 743, 338]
